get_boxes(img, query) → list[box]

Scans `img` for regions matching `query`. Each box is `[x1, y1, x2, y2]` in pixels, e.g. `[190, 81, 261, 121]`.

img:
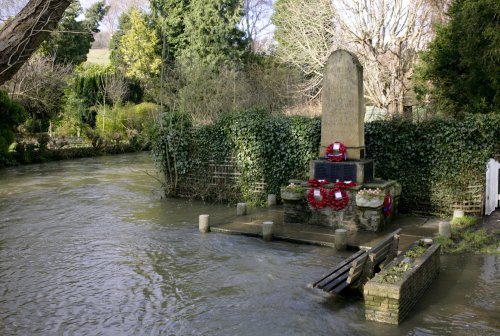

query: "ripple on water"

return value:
[0, 153, 499, 336]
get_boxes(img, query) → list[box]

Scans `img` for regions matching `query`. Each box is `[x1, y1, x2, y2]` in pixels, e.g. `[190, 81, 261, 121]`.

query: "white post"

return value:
[267, 194, 277, 206]
[262, 221, 274, 241]
[335, 229, 347, 251]
[453, 209, 464, 218]
[199, 214, 210, 233]
[236, 203, 247, 216]
[439, 221, 451, 238]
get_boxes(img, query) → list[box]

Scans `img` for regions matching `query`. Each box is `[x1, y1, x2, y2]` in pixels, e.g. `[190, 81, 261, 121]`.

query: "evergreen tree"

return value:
[109, 11, 132, 67]
[148, 0, 248, 66]
[116, 8, 162, 81]
[420, 0, 500, 115]
[181, 0, 248, 66]
[150, 0, 190, 63]
[0, 90, 26, 156]
[42, 1, 109, 65]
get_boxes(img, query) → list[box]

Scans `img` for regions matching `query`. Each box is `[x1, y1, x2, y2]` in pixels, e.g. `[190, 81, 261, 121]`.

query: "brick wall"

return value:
[363, 243, 441, 324]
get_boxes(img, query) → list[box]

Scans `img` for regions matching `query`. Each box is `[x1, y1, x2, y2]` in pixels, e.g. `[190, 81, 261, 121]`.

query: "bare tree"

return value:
[273, 0, 338, 98]
[3, 54, 71, 125]
[273, 0, 432, 114]
[423, 0, 450, 29]
[241, 0, 274, 52]
[331, 0, 432, 114]
[100, 0, 148, 34]
[0, 0, 72, 85]
[104, 73, 127, 105]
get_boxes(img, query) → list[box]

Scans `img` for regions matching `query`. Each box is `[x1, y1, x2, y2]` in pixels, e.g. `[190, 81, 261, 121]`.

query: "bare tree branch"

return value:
[274, 0, 433, 114]
[240, 0, 274, 52]
[332, 0, 432, 114]
[0, 0, 72, 85]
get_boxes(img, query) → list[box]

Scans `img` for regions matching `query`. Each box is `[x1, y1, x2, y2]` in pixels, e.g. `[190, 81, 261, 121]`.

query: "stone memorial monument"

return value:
[311, 50, 374, 183]
[320, 49, 365, 159]
[281, 49, 401, 232]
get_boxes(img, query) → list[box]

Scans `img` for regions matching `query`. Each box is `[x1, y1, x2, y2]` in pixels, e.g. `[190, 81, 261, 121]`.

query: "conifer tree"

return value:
[420, 0, 499, 114]
[42, 1, 109, 65]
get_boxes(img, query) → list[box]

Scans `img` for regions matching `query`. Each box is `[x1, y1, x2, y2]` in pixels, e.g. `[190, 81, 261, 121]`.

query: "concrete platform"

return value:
[209, 205, 440, 250]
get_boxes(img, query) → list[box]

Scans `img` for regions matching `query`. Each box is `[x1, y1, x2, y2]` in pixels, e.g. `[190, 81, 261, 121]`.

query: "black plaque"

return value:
[313, 161, 356, 182]
[312, 159, 374, 183]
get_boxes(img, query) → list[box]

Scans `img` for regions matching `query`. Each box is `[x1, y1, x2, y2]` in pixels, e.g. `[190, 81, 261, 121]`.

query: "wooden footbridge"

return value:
[313, 229, 401, 294]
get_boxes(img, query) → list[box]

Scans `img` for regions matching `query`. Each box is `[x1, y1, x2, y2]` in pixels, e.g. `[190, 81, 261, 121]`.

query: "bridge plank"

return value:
[347, 268, 364, 284]
[323, 273, 349, 292]
[315, 261, 354, 289]
[312, 250, 365, 288]
[312, 229, 402, 294]
[331, 280, 350, 294]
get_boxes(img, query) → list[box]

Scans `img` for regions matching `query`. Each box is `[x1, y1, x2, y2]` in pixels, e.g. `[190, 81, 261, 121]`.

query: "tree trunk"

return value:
[0, 0, 72, 85]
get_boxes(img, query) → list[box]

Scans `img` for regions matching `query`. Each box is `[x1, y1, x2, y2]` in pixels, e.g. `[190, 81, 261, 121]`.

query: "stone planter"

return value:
[355, 194, 384, 208]
[280, 187, 305, 201]
[364, 243, 441, 325]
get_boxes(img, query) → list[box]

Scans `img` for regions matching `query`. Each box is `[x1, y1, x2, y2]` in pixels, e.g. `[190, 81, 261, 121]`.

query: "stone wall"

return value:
[363, 243, 441, 324]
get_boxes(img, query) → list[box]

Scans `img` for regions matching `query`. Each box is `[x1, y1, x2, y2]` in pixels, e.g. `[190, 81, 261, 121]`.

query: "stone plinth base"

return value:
[346, 146, 365, 160]
[364, 243, 440, 324]
[310, 159, 374, 184]
[281, 179, 400, 232]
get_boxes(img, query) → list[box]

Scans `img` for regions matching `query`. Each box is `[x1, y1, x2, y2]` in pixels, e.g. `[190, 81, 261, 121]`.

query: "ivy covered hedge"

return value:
[152, 109, 499, 213]
[151, 108, 320, 204]
[365, 114, 500, 214]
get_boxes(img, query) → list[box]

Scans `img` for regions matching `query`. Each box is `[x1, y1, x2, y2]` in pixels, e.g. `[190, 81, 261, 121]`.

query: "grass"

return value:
[86, 48, 110, 65]
[436, 216, 499, 254]
[450, 215, 478, 229]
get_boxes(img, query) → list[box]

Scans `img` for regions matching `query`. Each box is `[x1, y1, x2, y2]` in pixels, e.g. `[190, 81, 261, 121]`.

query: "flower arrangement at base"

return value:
[307, 187, 328, 209]
[281, 183, 305, 201]
[357, 188, 383, 197]
[325, 142, 346, 162]
[356, 188, 385, 208]
[383, 194, 393, 217]
[284, 182, 303, 192]
[328, 187, 349, 210]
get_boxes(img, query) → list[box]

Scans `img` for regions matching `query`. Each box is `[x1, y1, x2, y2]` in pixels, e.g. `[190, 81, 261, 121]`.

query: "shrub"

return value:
[152, 108, 320, 204]
[152, 110, 499, 212]
[365, 114, 500, 214]
[0, 91, 26, 163]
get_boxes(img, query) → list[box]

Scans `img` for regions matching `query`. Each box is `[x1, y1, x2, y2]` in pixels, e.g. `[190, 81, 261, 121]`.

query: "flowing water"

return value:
[0, 152, 498, 336]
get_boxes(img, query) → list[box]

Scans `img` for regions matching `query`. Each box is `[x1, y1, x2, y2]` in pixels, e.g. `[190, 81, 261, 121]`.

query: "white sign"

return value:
[333, 143, 340, 150]
[314, 189, 321, 197]
[335, 192, 342, 200]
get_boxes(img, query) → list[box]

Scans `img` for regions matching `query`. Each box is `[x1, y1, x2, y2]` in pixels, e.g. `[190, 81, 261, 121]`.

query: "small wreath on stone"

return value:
[383, 194, 393, 217]
[335, 180, 357, 189]
[307, 187, 328, 209]
[328, 187, 349, 211]
[326, 142, 347, 162]
[307, 178, 329, 188]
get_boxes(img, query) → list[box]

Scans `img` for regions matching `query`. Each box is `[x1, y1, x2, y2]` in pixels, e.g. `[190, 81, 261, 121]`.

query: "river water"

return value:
[0, 152, 498, 336]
